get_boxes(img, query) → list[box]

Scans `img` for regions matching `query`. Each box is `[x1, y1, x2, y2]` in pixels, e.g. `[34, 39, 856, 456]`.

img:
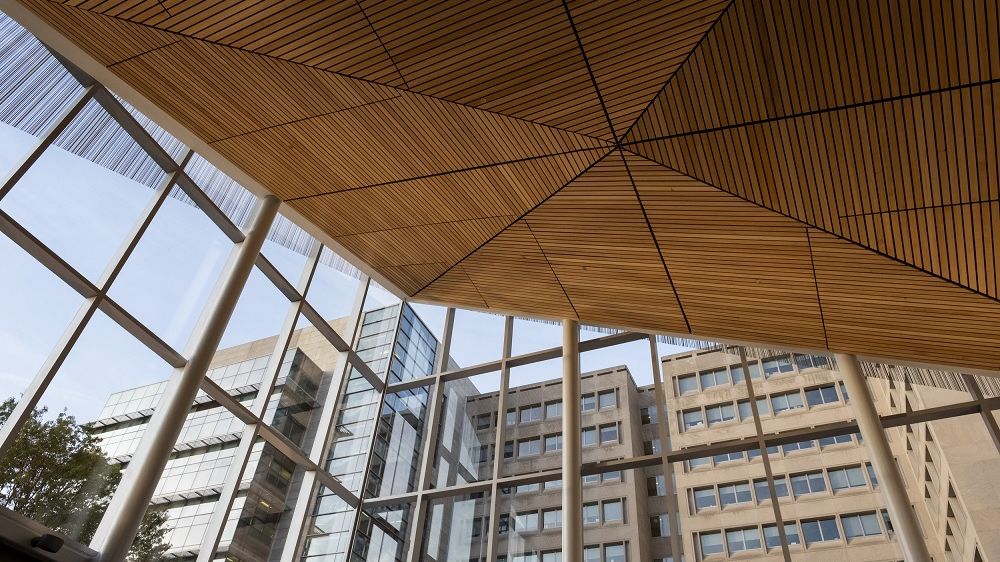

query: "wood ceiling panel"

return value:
[523, 152, 689, 333]
[286, 149, 607, 237]
[413, 264, 488, 310]
[632, 82, 1000, 298]
[360, 0, 612, 138]
[811, 230, 1000, 371]
[630, 155, 828, 349]
[376, 262, 452, 296]
[627, 0, 1000, 142]
[567, 0, 730, 137]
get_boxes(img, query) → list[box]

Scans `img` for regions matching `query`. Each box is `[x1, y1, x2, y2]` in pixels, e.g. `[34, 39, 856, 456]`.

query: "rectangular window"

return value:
[518, 437, 541, 457]
[677, 374, 698, 394]
[582, 427, 597, 447]
[640, 406, 657, 424]
[541, 552, 561, 562]
[604, 544, 626, 562]
[475, 413, 491, 430]
[584, 546, 600, 562]
[699, 367, 729, 389]
[544, 479, 562, 490]
[506, 408, 516, 426]
[762, 355, 794, 377]
[583, 502, 600, 525]
[545, 400, 562, 419]
[730, 362, 762, 382]
[842, 512, 882, 539]
[688, 456, 711, 470]
[514, 511, 539, 533]
[818, 433, 853, 448]
[763, 523, 801, 548]
[790, 471, 827, 496]
[682, 408, 704, 430]
[839, 380, 849, 402]
[693, 487, 717, 511]
[866, 463, 878, 487]
[805, 384, 840, 407]
[753, 477, 788, 502]
[504, 441, 514, 459]
[516, 483, 540, 494]
[737, 398, 770, 420]
[647, 475, 666, 496]
[583, 473, 600, 485]
[651, 514, 670, 537]
[713, 451, 744, 464]
[598, 389, 617, 409]
[543, 508, 562, 530]
[771, 391, 805, 413]
[602, 470, 621, 482]
[802, 517, 841, 545]
[719, 482, 753, 507]
[829, 466, 867, 491]
[581, 393, 596, 412]
[544, 433, 562, 453]
[519, 404, 542, 423]
[726, 527, 762, 552]
[781, 440, 815, 454]
[600, 423, 619, 444]
[700, 531, 724, 556]
[602, 499, 624, 523]
[706, 403, 736, 426]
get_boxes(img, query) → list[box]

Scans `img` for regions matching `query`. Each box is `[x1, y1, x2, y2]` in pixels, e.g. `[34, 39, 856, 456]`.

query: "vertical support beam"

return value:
[561, 319, 582, 561]
[736, 347, 791, 562]
[404, 307, 455, 562]
[90, 195, 280, 561]
[837, 353, 931, 562]
[648, 336, 682, 561]
[962, 374, 1000, 454]
[485, 315, 513, 562]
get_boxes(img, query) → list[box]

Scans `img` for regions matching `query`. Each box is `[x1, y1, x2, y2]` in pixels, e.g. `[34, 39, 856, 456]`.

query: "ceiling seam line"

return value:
[284, 146, 608, 201]
[618, 150, 692, 334]
[60, 5, 615, 147]
[624, 149, 1000, 307]
[353, 0, 409, 89]
[524, 219, 581, 320]
[617, 0, 735, 144]
[412, 148, 616, 296]
[805, 227, 831, 350]
[560, 0, 618, 139]
[206, 95, 404, 144]
[337, 214, 515, 238]
[624, 76, 1000, 145]
[107, 38, 183, 68]
[839, 198, 1000, 219]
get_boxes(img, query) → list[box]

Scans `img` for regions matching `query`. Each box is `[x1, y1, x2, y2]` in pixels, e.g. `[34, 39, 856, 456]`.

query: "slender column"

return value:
[561, 319, 582, 561]
[90, 195, 280, 561]
[485, 315, 513, 562]
[736, 347, 791, 562]
[647, 336, 682, 561]
[837, 353, 931, 562]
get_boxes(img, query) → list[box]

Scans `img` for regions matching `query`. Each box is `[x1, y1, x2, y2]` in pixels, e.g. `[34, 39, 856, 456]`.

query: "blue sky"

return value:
[0, 120, 689, 423]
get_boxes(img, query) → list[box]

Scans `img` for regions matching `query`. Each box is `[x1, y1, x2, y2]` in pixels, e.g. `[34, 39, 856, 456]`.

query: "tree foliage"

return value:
[0, 398, 169, 561]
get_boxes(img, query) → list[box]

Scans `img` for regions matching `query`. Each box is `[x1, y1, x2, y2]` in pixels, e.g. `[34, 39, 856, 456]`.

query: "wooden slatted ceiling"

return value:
[17, 0, 1000, 371]
[566, 0, 730, 138]
[632, 82, 1000, 298]
[627, 0, 1000, 141]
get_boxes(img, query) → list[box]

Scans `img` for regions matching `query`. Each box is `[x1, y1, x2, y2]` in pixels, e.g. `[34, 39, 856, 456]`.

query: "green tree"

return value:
[0, 398, 169, 561]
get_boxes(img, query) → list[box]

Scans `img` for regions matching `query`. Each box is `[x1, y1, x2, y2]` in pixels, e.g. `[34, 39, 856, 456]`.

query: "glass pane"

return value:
[512, 317, 561, 356]
[505, 358, 562, 477]
[580, 338, 654, 386]
[0, 233, 83, 403]
[0, 310, 172, 544]
[109, 184, 231, 351]
[183, 152, 256, 228]
[1, 99, 165, 282]
[262, 214, 318, 289]
[451, 308, 505, 367]
[0, 13, 83, 178]
[352, 502, 413, 560]
[422, 492, 490, 561]
[217, 266, 291, 350]
[364, 385, 429, 498]
[306, 247, 364, 337]
[111, 93, 187, 163]
[498, 486, 557, 562]
[302, 487, 354, 559]
[434, 372, 501, 487]
[408, 302, 448, 342]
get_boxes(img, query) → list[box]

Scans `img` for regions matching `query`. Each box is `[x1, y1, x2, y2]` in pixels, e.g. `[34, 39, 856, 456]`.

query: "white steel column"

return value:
[837, 353, 931, 562]
[647, 336, 682, 561]
[90, 195, 280, 561]
[561, 319, 582, 561]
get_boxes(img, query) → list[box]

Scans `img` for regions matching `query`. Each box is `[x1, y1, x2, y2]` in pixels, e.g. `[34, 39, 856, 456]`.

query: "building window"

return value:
[603, 499, 624, 524]
[583, 546, 601, 562]
[719, 482, 752, 507]
[737, 398, 769, 420]
[866, 463, 878, 487]
[647, 475, 666, 496]
[771, 391, 805, 413]
[603, 470, 622, 482]
[475, 413, 491, 430]
[544, 433, 562, 453]
[781, 440, 815, 454]
[640, 406, 657, 424]
[693, 487, 717, 511]
[516, 483, 540, 494]
[762, 355, 794, 377]
[839, 381, 850, 402]
[504, 441, 514, 459]
[818, 434, 853, 448]
[706, 403, 736, 426]
[520, 404, 542, 423]
[829, 466, 867, 491]
[514, 511, 539, 533]
[747, 445, 780, 461]
[688, 456, 711, 470]
[805, 384, 840, 407]
[677, 374, 698, 395]
[583, 502, 600, 525]
[542, 508, 562, 530]
[700, 531, 724, 557]
[790, 471, 827, 496]
[506, 409, 516, 426]
[541, 552, 561, 562]
[583, 473, 600, 485]
[545, 400, 562, 419]
[753, 477, 789, 502]
[682, 409, 704, 431]
[763, 523, 801, 548]
[518, 437, 541, 457]
[700, 368, 729, 389]
[582, 427, 597, 447]
[599, 423, 619, 444]
[581, 393, 596, 412]
[598, 389, 617, 409]
[841, 512, 882, 539]
[651, 514, 671, 537]
[499, 514, 510, 534]
[713, 451, 744, 464]
[604, 543, 626, 562]
[802, 517, 841, 545]
[730, 362, 762, 382]
[726, 527, 762, 553]
[544, 479, 562, 491]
